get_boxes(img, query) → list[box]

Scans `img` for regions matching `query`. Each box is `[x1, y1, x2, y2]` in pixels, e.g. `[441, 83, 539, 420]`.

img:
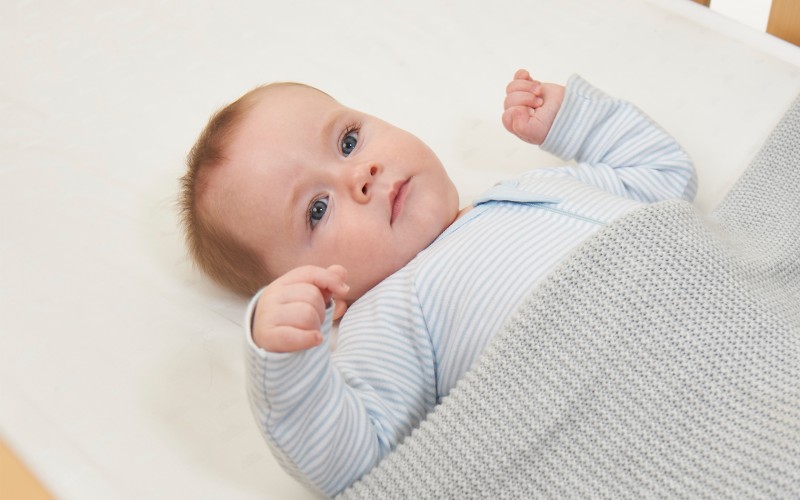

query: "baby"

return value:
[181, 69, 696, 496]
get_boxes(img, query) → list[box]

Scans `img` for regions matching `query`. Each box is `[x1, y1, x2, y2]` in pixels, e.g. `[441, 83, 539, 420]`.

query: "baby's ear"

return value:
[333, 299, 348, 320]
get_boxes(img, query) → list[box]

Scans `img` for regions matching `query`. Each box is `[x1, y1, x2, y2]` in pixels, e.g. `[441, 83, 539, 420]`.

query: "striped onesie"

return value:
[245, 75, 697, 496]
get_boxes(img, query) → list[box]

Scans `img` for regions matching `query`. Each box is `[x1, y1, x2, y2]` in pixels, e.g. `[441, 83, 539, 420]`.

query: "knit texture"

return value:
[338, 94, 800, 499]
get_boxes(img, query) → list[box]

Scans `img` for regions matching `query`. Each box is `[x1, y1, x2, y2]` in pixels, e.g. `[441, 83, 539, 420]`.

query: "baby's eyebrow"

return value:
[320, 109, 348, 143]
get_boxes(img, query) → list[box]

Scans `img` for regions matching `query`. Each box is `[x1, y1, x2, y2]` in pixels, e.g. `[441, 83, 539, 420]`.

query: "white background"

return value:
[2, 1, 800, 499]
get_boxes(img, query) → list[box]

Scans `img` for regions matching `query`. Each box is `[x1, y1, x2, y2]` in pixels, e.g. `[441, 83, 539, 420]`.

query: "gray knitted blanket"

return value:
[339, 94, 800, 499]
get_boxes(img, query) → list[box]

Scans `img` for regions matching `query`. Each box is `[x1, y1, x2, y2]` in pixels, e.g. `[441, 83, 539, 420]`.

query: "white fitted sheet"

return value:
[1, 1, 799, 498]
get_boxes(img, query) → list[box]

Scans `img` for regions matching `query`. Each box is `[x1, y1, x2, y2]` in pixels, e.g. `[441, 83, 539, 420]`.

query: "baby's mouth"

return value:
[390, 178, 411, 225]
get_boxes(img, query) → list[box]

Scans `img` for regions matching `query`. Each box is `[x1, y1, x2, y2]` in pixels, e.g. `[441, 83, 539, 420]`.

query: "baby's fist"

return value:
[502, 69, 565, 145]
[252, 265, 349, 353]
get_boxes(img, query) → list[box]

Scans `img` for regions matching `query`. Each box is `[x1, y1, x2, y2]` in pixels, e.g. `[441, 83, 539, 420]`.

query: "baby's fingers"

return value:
[502, 106, 547, 145]
[504, 91, 543, 112]
[506, 78, 541, 97]
[269, 282, 328, 322]
[253, 299, 326, 352]
[514, 68, 533, 81]
[257, 325, 323, 353]
[277, 265, 349, 299]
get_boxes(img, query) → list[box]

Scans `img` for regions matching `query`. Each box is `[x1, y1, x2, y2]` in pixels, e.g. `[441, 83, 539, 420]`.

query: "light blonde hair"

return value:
[179, 82, 329, 296]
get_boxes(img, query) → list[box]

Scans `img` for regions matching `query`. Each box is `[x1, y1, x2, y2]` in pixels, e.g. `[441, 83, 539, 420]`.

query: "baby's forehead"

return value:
[239, 83, 344, 135]
[225, 83, 344, 173]
[252, 81, 336, 104]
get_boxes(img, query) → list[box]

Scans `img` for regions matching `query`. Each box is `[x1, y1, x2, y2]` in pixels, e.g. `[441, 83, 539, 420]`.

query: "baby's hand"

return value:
[502, 69, 565, 145]
[252, 265, 349, 353]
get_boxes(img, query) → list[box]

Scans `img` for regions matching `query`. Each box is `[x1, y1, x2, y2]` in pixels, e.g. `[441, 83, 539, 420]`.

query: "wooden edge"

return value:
[0, 439, 53, 500]
[768, 0, 800, 46]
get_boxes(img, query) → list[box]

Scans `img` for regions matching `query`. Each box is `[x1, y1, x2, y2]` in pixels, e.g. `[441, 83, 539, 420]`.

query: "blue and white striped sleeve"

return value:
[244, 274, 437, 497]
[540, 75, 697, 203]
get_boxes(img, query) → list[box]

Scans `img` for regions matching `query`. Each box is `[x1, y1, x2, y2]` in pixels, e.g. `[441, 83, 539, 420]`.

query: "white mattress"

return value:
[2, 1, 799, 498]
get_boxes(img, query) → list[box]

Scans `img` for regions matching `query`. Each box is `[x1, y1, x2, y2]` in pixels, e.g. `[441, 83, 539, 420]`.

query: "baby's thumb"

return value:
[327, 264, 347, 281]
[326, 265, 349, 295]
[325, 265, 350, 320]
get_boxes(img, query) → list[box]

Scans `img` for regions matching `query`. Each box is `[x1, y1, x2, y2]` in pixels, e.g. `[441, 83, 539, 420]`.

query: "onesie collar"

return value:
[472, 179, 561, 207]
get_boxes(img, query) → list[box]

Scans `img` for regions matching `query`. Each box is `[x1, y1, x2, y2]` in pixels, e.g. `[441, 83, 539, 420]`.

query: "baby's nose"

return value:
[352, 163, 381, 202]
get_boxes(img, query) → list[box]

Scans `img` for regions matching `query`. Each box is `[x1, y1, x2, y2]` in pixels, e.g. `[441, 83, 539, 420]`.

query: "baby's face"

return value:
[212, 85, 459, 305]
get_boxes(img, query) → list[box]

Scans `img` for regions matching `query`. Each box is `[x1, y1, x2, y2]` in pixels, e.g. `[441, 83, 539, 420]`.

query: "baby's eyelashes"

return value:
[340, 122, 361, 157]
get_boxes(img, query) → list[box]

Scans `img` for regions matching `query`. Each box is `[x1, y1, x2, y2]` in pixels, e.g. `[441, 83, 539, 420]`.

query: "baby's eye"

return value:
[341, 130, 358, 157]
[309, 196, 328, 228]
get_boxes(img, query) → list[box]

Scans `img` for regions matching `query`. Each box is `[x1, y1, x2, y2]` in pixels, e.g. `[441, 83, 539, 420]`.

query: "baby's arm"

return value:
[246, 266, 436, 496]
[538, 75, 697, 202]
